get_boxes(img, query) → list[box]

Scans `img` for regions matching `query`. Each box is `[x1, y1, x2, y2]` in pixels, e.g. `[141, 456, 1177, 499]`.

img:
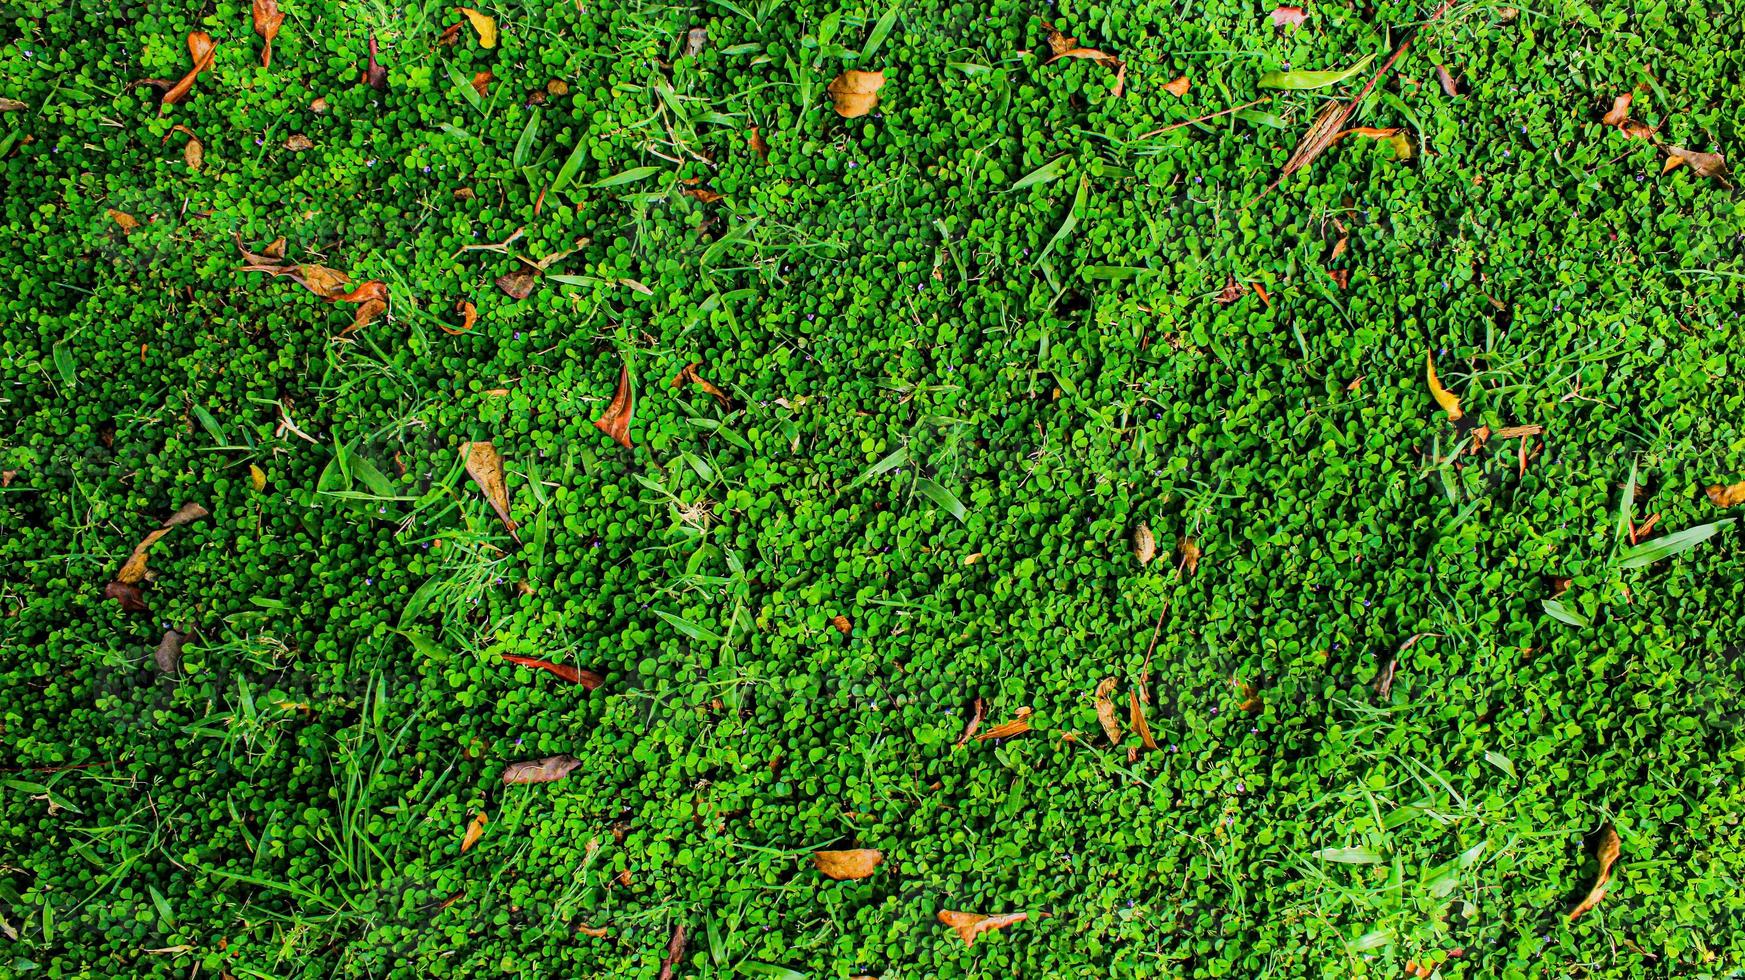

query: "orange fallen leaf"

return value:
[954, 696, 986, 746]
[594, 362, 634, 450]
[1567, 823, 1621, 921]
[830, 614, 852, 635]
[1094, 678, 1122, 746]
[827, 70, 885, 118]
[1236, 679, 1263, 714]
[105, 503, 210, 611]
[252, 0, 284, 67]
[1128, 690, 1156, 750]
[107, 209, 141, 233]
[1164, 75, 1190, 97]
[812, 849, 883, 880]
[502, 755, 581, 785]
[1215, 274, 1245, 304]
[749, 126, 770, 159]
[1601, 93, 1632, 127]
[461, 811, 487, 852]
[1425, 351, 1463, 422]
[975, 706, 1033, 741]
[681, 187, 724, 204]
[471, 70, 493, 98]
[161, 32, 217, 109]
[576, 923, 609, 938]
[461, 441, 520, 542]
[439, 21, 465, 46]
[338, 298, 386, 338]
[1329, 268, 1351, 289]
[1251, 282, 1271, 307]
[1707, 481, 1745, 508]
[1178, 537, 1201, 574]
[441, 299, 478, 335]
[670, 361, 734, 409]
[363, 34, 387, 90]
[938, 910, 1028, 946]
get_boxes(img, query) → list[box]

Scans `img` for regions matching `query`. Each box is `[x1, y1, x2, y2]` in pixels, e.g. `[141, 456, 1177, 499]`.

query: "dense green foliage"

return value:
[3, 0, 1745, 976]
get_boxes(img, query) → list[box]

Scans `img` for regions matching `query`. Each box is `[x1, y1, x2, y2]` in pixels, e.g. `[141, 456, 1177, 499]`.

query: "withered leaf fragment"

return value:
[954, 696, 986, 746]
[1435, 64, 1460, 97]
[684, 26, 708, 58]
[160, 32, 217, 109]
[470, 70, 493, 98]
[0, 98, 26, 112]
[1707, 481, 1745, 508]
[1164, 75, 1190, 97]
[657, 923, 687, 980]
[364, 35, 387, 90]
[106, 503, 210, 610]
[1132, 522, 1156, 565]
[438, 21, 464, 46]
[1601, 93, 1632, 127]
[576, 923, 609, 938]
[1568, 823, 1621, 921]
[163, 124, 203, 171]
[830, 614, 852, 635]
[1128, 690, 1156, 750]
[681, 186, 724, 204]
[1237, 680, 1263, 714]
[440, 299, 477, 335]
[827, 70, 885, 118]
[284, 134, 314, 151]
[975, 706, 1033, 741]
[108, 210, 141, 233]
[502, 755, 582, 785]
[938, 911, 1028, 946]
[1215, 275, 1245, 304]
[1663, 146, 1729, 184]
[461, 811, 487, 852]
[340, 297, 384, 336]
[155, 628, 187, 674]
[501, 654, 605, 689]
[494, 263, 539, 299]
[749, 126, 770, 159]
[594, 362, 635, 450]
[461, 441, 520, 542]
[1178, 537, 1201, 574]
[812, 849, 883, 880]
[670, 362, 734, 408]
[1095, 678, 1122, 746]
[1269, 5, 1307, 28]
[1425, 351, 1464, 422]
[252, 0, 284, 67]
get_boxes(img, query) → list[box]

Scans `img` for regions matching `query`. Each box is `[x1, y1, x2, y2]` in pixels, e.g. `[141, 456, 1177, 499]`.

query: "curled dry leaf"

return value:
[1215, 274, 1245, 304]
[495, 262, 539, 299]
[108, 209, 141, 233]
[576, 923, 608, 938]
[684, 26, 708, 58]
[462, 441, 520, 542]
[827, 70, 886, 118]
[954, 695, 986, 746]
[1178, 537, 1201, 574]
[681, 186, 724, 204]
[1663, 146, 1728, 184]
[461, 811, 487, 852]
[501, 654, 604, 689]
[1132, 522, 1156, 565]
[975, 706, 1033, 741]
[594, 362, 635, 450]
[1568, 823, 1621, 921]
[340, 297, 386, 337]
[547, 79, 570, 96]
[364, 35, 388, 90]
[1706, 481, 1745, 508]
[163, 124, 203, 171]
[1329, 268, 1351, 289]
[438, 21, 464, 46]
[1094, 678, 1122, 746]
[938, 910, 1028, 946]
[285, 134, 314, 151]
[670, 361, 734, 408]
[252, 0, 284, 67]
[1269, 5, 1308, 28]
[457, 7, 498, 48]
[830, 614, 852, 635]
[1435, 64, 1460, 97]
[657, 923, 687, 980]
[1042, 20, 1077, 56]
[311, 97, 329, 112]
[440, 299, 478, 335]
[1425, 351, 1464, 422]
[0, 97, 27, 112]
[502, 755, 582, 785]
[1164, 75, 1190, 97]
[812, 849, 883, 880]
[749, 126, 770, 159]
[106, 503, 210, 610]
[471, 70, 493, 98]
[104, 582, 149, 612]
[1600, 93, 1632, 127]
[249, 464, 267, 491]
[155, 627, 187, 674]
[1128, 690, 1157, 750]
[161, 32, 217, 109]
[1237, 680, 1264, 714]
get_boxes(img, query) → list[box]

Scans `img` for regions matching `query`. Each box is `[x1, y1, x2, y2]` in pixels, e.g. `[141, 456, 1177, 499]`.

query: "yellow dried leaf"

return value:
[827, 70, 885, 118]
[812, 849, 883, 880]
[461, 441, 520, 542]
[1707, 482, 1745, 508]
[1132, 522, 1156, 565]
[461, 811, 487, 852]
[1095, 678, 1122, 746]
[249, 464, 267, 492]
[1425, 351, 1463, 421]
[830, 614, 852, 635]
[938, 910, 1028, 946]
[1178, 537, 1201, 574]
[457, 7, 497, 48]
[974, 706, 1032, 741]
[108, 209, 141, 233]
[1567, 823, 1621, 921]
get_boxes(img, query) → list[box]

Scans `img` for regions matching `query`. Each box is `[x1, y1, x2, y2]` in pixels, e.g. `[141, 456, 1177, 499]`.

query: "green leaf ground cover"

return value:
[2, 0, 1744, 976]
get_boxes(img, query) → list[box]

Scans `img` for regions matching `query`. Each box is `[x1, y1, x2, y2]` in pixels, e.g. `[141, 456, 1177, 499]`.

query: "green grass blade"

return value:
[592, 166, 662, 188]
[656, 609, 723, 645]
[1258, 53, 1376, 90]
[914, 477, 968, 523]
[1313, 846, 1383, 864]
[513, 111, 541, 168]
[859, 2, 902, 63]
[1010, 154, 1071, 191]
[1617, 520, 1733, 569]
[845, 446, 908, 491]
[1541, 598, 1589, 628]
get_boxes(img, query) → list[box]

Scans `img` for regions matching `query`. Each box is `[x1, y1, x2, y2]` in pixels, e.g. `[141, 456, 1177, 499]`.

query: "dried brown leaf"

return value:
[975, 706, 1033, 741]
[1215, 274, 1245, 304]
[684, 26, 708, 58]
[954, 696, 986, 746]
[1494, 424, 1543, 439]
[812, 848, 883, 880]
[1435, 64, 1460, 97]
[461, 811, 487, 852]
[462, 441, 519, 541]
[1237, 680, 1263, 714]
[495, 264, 539, 299]
[1128, 690, 1157, 750]
[0, 98, 26, 112]
[658, 923, 687, 980]
[364, 35, 388, 91]
[594, 362, 635, 450]
[252, 0, 284, 67]
[107, 209, 141, 233]
[670, 361, 734, 408]
[1329, 268, 1351, 289]
[155, 628, 187, 674]
[163, 124, 203, 171]
[104, 581, 149, 613]
[576, 923, 609, 938]
[161, 32, 217, 108]
[830, 614, 852, 635]
[1163, 75, 1190, 97]
[1568, 823, 1621, 921]
[938, 910, 1028, 946]
[1131, 522, 1156, 565]
[1095, 678, 1122, 746]
[1707, 481, 1745, 508]
[1042, 20, 1078, 57]
[681, 187, 725, 204]
[1600, 93, 1632, 128]
[1178, 537, 1201, 574]
[438, 21, 465, 46]
[827, 70, 885, 118]
[547, 80, 570, 96]
[749, 126, 770, 159]
[1663, 146, 1728, 184]
[338, 298, 386, 338]
[471, 70, 493, 98]
[501, 754, 581, 785]
[440, 299, 478, 335]
[284, 133, 314, 151]
[1269, 5, 1308, 28]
